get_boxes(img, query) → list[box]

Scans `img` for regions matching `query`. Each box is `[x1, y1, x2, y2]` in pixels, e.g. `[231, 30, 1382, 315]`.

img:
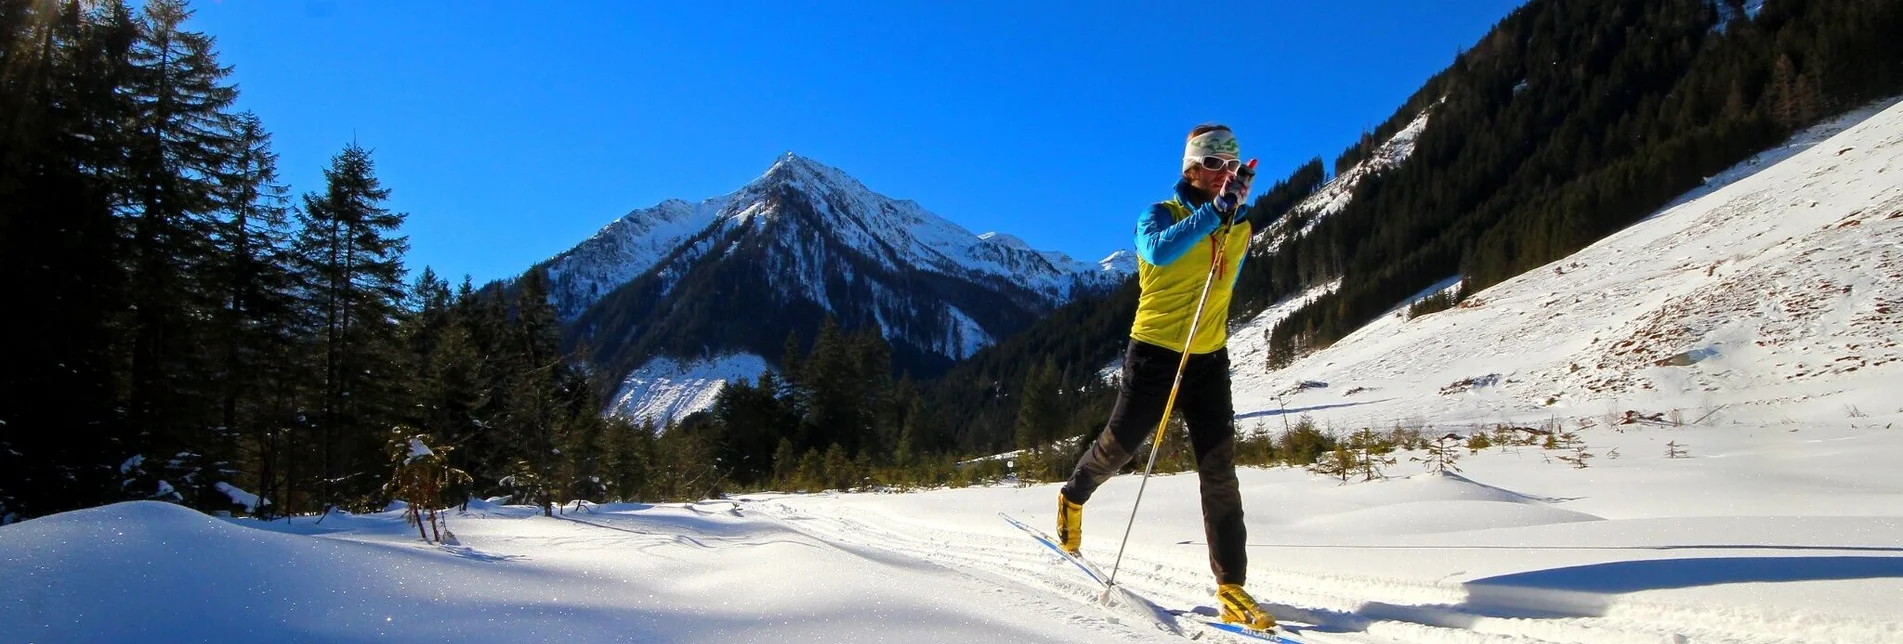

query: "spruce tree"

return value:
[0, 0, 140, 519]
[294, 143, 410, 510]
[503, 268, 564, 515]
[800, 318, 853, 453]
[122, 0, 244, 507]
[1012, 359, 1062, 481]
[399, 269, 486, 510]
[206, 112, 305, 515]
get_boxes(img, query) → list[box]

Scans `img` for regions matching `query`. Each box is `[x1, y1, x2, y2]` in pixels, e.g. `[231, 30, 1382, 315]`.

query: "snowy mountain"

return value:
[1255, 106, 1434, 253]
[543, 198, 729, 321]
[542, 153, 1131, 423]
[1229, 95, 1903, 430]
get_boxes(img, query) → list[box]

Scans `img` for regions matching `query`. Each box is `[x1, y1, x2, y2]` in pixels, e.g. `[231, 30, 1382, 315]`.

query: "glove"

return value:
[1215, 194, 1240, 225]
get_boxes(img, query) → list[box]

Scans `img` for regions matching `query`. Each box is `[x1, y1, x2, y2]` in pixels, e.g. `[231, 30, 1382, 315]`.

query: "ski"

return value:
[999, 512, 1311, 643]
[1169, 608, 1304, 643]
[997, 512, 1110, 587]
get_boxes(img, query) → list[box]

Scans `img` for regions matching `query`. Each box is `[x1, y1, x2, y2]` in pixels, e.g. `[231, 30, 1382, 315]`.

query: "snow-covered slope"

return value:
[1715, 0, 1769, 33]
[543, 198, 730, 320]
[1256, 106, 1434, 252]
[606, 354, 770, 425]
[1099, 248, 1138, 275]
[12, 417, 1898, 643]
[1230, 96, 1903, 428]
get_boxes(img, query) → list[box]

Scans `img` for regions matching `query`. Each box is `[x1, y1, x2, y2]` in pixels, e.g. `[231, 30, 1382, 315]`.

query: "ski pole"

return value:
[1101, 216, 1232, 604]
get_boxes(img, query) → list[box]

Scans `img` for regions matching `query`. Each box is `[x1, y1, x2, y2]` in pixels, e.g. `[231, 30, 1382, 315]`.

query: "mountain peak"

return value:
[751, 152, 861, 194]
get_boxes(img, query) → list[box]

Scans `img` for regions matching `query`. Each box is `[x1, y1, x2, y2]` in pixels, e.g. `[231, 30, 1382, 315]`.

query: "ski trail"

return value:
[748, 499, 1404, 644]
[744, 497, 1846, 644]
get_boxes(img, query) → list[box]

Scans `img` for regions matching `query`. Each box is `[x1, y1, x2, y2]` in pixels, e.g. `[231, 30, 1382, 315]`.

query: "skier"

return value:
[1056, 124, 1278, 630]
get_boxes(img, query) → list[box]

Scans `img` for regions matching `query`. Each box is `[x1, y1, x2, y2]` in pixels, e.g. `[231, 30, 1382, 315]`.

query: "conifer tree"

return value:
[0, 0, 141, 519]
[121, 0, 245, 507]
[402, 269, 486, 496]
[503, 268, 564, 515]
[558, 385, 610, 506]
[709, 373, 789, 486]
[1307, 443, 1356, 484]
[207, 113, 305, 515]
[1012, 359, 1062, 481]
[849, 329, 894, 459]
[800, 318, 854, 453]
[603, 415, 658, 500]
[1413, 432, 1464, 474]
[294, 143, 410, 510]
[1348, 428, 1396, 482]
[894, 396, 926, 469]
[455, 279, 515, 485]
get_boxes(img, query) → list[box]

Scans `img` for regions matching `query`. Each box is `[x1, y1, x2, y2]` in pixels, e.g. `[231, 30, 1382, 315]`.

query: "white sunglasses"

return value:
[1186, 156, 1242, 173]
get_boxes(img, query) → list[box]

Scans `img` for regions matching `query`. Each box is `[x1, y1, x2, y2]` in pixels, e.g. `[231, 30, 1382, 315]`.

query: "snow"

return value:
[1226, 278, 1342, 379]
[1099, 248, 1139, 275]
[214, 482, 264, 513]
[10, 417, 1898, 644]
[607, 353, 771, 426]
[938, 305, 994, 360]
[1232, 95, 1903, 429]
[545, 197, 730, 321]
[1714, 1, 1769, 34]
[406, 437, 434, 463]
[1256, 106, 1434, 254]
[1295, 107, 1431, 220]
[545, 153, 1132, 327]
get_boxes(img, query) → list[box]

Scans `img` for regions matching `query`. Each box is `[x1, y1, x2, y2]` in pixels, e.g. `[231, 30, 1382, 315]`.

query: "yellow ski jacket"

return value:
[1129, 181, 1253, 355]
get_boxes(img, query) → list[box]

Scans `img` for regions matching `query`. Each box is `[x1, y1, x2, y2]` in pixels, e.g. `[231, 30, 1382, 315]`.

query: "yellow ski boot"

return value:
[1217, 583, 1277, 631]
[1056, 493, 1083, 555]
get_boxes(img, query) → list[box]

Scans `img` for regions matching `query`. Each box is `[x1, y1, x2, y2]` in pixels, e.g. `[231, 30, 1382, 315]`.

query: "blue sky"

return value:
[192, 1, 1525, 285]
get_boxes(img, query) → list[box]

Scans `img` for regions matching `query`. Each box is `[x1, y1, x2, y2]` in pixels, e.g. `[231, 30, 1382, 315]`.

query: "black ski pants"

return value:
[1060, 338, 1247, 585]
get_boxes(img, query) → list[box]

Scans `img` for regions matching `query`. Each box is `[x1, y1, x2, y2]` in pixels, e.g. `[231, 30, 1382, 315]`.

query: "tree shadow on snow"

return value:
[1468, 555, 1903, 595]
[1346, 556, 1903, 628]
[1235, 399, 1394, 421]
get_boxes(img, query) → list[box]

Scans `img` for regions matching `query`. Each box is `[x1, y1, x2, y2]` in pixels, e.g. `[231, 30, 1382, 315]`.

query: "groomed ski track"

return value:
[742, 492, 1748, 644]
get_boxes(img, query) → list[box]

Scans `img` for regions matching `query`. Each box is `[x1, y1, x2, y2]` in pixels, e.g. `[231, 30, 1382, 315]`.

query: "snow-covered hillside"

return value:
[8, 417, 1898, 643]
[543, 198, 730, 320]
[1231, 95, 1903, 429]
[606, 354, 770, 426]
[1256, 106, 1434, 253]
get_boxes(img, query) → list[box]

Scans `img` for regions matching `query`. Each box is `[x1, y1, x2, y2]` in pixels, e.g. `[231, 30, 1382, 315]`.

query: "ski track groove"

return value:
[746, 500, 1176, 641]
[741, 499, 1839, 644]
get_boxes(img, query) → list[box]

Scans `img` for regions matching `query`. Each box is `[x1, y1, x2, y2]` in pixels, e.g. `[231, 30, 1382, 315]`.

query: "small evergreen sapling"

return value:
[1465, 431, 1492, 454]
[1666, 441, 1689, 459]
[1415, 433, 1464, 473]
[383, 430, 472, 544]
[1555, 444, 1593, 469]
[1307, 443, 1356, 484]
[1349, 428, 1397, 482]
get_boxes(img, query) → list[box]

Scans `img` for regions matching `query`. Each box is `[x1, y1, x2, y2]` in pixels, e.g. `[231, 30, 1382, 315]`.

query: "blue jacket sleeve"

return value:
[1134, 202, 1221, 266]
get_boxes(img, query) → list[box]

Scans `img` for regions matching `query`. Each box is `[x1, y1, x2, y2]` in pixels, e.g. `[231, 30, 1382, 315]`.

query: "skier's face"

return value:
[1190, 162, 1233, 196]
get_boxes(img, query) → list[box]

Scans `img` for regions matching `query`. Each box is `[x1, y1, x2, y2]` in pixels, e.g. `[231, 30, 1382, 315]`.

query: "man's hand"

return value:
[1216, 193, 1241, 218]
[1229, 161, 1256, 205]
